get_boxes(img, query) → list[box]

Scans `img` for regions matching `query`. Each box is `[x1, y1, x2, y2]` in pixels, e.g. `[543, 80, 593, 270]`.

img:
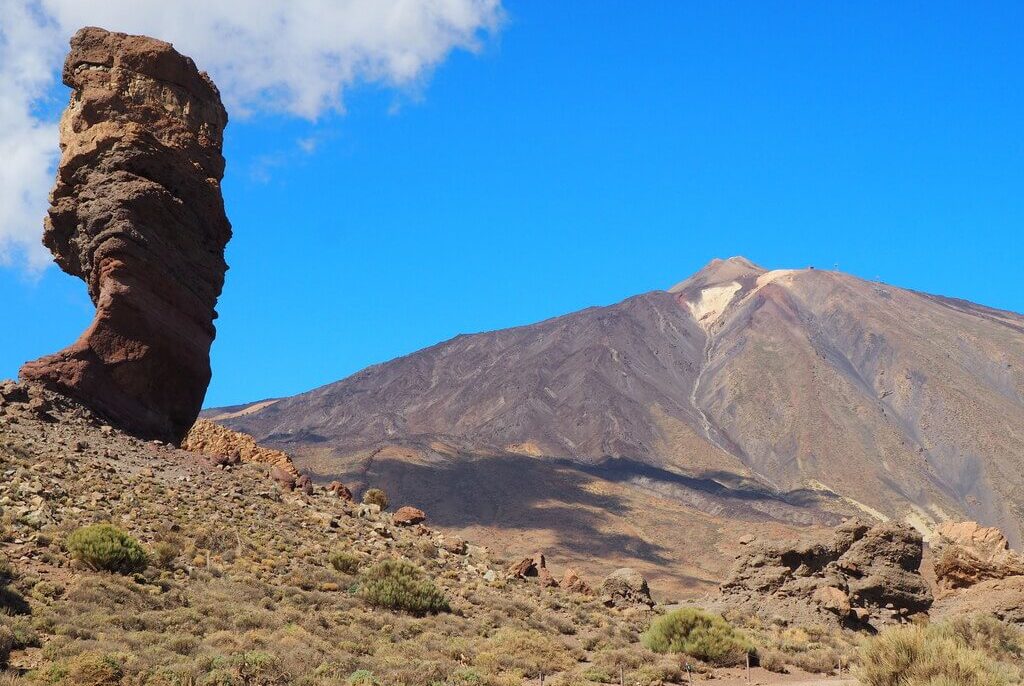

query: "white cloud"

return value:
[0, 0, 503, 268]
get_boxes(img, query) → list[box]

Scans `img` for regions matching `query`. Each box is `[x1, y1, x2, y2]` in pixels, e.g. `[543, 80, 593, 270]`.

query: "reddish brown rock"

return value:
[932, 521, 1024, 592]
[560, 567, 593, 595]
[392, 506, 426, 527]
[270, 465, 297, 491]
[19, 27, 231, 444]
[328, 481, 353, 501]
[183, 420, 299, 477]
[295, 474, 314, 495]
[504, 552, 558, 587]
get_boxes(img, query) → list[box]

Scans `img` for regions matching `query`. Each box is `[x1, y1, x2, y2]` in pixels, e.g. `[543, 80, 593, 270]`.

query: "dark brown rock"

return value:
[392, 506, 426, 527]
[712, 519, 932, 628]
[504, 551, 558, 587]
[19, 27, 231, 445]
[327, 481, 353, 501]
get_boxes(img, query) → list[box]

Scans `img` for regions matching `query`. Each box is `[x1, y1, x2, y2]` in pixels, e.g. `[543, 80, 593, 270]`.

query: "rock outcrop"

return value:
[183, 420, 299, 478]
[600, 568, 654, 608]
[20, 27, 231, 444]
[929, 522, 1024, 625]
[505, 552, 559, 588]
[932, 521, 1024, 592]
[712, 519, 931, 628]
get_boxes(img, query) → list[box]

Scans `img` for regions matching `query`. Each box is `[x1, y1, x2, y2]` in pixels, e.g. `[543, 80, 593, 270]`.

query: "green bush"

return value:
[329, 550, 363, 575]
[859, 623, 1013, 686]
[66, 524, 148, 574]
[358, 559, 449, 616]
[641, 608, 753, 666]
[362, 488, 389, 510]
[346, 669, 378, 686]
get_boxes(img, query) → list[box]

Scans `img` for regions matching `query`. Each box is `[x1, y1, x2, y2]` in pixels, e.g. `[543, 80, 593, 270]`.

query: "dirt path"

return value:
[704, 666, 857, 685]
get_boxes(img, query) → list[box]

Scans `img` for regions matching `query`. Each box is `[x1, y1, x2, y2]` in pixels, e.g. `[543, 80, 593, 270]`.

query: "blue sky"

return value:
[2, 2, 1022, 408]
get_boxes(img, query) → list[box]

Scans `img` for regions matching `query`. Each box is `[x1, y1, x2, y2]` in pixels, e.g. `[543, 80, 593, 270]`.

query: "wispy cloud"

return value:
[0, 0, 503, 268]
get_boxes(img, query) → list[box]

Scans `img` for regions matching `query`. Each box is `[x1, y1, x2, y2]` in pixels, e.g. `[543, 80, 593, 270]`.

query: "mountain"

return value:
[209, 258, 1024, 594]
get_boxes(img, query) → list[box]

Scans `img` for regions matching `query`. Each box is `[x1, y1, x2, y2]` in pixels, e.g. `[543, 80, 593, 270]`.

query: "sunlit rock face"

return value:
[21, 26, 231, 444]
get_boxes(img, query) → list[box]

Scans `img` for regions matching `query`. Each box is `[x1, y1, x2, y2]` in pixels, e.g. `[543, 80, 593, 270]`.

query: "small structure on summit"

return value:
[20, 27, 231, 444]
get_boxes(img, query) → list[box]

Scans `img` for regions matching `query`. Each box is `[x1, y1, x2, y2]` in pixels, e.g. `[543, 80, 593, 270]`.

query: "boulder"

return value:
[600, 568, 654, 607]
[561, 567, 593, 595]
[295, 474, 314, 496]
[19, 27, 231, 444]
[328, 481, 353, 501]
[270, 465, 296, 491]
[392, 506, 426, 527]
[505, 551, 558, 587]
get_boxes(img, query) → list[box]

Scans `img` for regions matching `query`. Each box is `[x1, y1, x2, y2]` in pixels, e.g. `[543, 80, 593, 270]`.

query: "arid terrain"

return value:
[210, 257, 1024, 597]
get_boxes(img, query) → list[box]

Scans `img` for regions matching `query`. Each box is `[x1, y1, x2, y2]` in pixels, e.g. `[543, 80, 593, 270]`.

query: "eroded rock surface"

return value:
[711, 519, 931, 628]
[930, 521, 1024, 625]
[932, 521, 1024, 592]
[183, 419, 299, 478]
[20, 27, 231, 444]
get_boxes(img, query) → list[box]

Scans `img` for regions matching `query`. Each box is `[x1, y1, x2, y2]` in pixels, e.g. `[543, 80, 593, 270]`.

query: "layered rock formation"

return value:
[932, 521, 1024, 592]
[182, 419, 299, 478]
[712, 520, 932, 628]
[930, 521, 1024, 624]
[20, 27, 231, 444]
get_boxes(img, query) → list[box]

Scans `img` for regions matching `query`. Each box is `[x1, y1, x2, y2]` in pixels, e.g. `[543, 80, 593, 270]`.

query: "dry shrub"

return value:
[859, 621, 1017, 686]
[475, 627, 575, 678]
[362, 489, 389, 510]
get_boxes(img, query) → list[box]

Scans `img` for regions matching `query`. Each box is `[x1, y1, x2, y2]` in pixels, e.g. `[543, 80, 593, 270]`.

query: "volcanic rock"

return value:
[183, 420, 298, 478]
[505, 552, 558, 587]
[600, 568, 654, 608]
[19, 27, 231, 444]
[560, 567, 593, 595]
[713, 519, 931, 628]
[392, 506, 426, 527]
[932, 521, 1024, 592]
[328, 481, 354, 501]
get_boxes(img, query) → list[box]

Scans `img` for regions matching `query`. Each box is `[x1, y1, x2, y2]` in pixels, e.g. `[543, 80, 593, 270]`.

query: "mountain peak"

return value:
[668, 256, 767, 295]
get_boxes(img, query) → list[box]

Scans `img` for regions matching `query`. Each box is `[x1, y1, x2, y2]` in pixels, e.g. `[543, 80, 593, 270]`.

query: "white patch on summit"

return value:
[687, 282, 742, 329]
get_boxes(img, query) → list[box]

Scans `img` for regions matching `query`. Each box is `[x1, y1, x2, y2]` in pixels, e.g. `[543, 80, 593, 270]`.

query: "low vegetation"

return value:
[358, 558, 450, 616]
[64, 524, 148, 575]
[641, 608, 753, 666]
[361, 488, 389, 510]
[859, 617, 1024, 686]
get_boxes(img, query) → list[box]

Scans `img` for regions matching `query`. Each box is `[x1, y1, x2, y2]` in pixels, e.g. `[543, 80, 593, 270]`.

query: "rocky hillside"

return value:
[2, 380, 898, 685]
[211, 258, 1024, 592]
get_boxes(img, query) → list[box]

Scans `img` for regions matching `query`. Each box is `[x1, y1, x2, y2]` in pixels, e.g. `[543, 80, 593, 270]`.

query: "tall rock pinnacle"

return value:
[20, 27, 232, 444]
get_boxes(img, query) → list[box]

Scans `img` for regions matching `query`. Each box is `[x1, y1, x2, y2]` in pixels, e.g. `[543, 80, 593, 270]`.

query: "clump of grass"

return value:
[62, 652, 125, 686]
[859, 621, 1017, 686]
[362, 488, 389, 511]
[329, 550, 363, 575]
[358, 559, 449, 616]
[475, 627, 575, 678]
[346, 669, 378, 685]
[66, 524, 148, 575]
[641, 608, 753, 666]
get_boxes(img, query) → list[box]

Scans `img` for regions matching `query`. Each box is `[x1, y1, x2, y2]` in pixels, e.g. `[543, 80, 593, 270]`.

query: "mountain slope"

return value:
[211, 258, 1024, 589]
